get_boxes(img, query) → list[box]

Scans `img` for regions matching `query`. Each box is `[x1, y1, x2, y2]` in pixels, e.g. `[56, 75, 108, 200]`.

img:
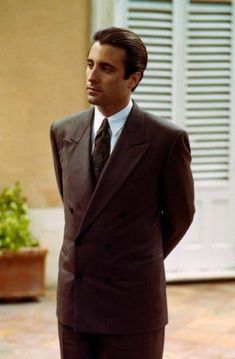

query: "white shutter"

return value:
[95, 0, 235, 280]
[124, 0, 233, 183]
[126, 0, 173, 119]
[185, 0, 232, 181]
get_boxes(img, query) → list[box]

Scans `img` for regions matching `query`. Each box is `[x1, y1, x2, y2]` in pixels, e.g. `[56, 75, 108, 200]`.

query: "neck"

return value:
[97, 98, 131, 117]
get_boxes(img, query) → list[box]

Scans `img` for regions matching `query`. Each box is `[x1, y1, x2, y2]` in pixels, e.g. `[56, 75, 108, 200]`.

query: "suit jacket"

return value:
[50, 102, 195, 334]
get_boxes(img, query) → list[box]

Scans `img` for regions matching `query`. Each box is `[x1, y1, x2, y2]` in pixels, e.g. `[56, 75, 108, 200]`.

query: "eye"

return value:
[102, 65, 113, 73]
[87, 61, 94, 69]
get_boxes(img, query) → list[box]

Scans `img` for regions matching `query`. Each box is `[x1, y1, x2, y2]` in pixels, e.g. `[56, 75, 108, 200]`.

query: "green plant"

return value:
[0, 183, 39, 252]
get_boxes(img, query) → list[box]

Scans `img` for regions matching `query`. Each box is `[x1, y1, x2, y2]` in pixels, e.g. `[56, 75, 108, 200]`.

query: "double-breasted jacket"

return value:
[50, 102, 195, 334]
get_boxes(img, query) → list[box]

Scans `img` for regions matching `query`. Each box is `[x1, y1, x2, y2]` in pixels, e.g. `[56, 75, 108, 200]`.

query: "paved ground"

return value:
[0, 281, 235, 358]
[165, 281, 235, 358]
[0, 290, 59, 359]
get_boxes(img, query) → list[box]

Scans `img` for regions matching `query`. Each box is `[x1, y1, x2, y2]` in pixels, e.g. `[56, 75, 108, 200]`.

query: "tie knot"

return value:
[101, 118, 110, 130]
[96, 118, 110, 139]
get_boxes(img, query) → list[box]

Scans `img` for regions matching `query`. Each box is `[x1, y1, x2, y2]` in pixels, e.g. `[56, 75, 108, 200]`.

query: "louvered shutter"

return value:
[124, 0, 233, 182]
[126, 0, 173, 119]
[186, 0, 232, 181]
[94, 0, 235, 280]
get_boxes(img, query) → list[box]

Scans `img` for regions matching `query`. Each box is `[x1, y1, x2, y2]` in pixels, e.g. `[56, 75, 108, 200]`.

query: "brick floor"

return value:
[165, 281, 235, 359]
[0, 281, 235, 358]
[0, 290, 59, 359]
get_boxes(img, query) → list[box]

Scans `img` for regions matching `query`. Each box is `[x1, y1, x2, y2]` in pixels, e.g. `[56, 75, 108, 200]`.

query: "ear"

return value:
[128, 71, 142, 91]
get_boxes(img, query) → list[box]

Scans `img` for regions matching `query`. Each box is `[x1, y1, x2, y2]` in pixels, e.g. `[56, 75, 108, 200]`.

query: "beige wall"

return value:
[0, 0, 90, 207]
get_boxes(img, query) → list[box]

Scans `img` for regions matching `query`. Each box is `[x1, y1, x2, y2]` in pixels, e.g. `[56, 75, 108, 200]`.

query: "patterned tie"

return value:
[92, 118, 111, 183]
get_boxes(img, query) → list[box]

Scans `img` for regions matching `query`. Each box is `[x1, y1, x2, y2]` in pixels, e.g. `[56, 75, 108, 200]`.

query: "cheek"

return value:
[112, 79, 129, 92]
[86, 69, 90, 81]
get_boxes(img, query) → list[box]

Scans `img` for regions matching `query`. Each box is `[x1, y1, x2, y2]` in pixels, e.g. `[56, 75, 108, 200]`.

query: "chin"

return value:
[87, 96, 96, 105]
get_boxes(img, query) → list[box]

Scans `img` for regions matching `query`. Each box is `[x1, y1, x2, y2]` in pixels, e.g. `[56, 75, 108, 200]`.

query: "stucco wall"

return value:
[0, 0, 90, 207]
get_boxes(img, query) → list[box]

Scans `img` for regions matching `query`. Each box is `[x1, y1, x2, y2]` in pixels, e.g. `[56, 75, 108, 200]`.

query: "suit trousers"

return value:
[58, 322, 165, 359]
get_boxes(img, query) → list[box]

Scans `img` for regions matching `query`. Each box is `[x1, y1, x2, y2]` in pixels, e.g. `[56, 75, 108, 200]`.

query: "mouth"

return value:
[87, 87, 101, 95]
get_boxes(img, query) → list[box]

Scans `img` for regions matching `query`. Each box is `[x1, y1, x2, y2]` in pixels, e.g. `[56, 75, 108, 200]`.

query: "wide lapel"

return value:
[66, 109, 94, 211]
[77, 102, 150, 235]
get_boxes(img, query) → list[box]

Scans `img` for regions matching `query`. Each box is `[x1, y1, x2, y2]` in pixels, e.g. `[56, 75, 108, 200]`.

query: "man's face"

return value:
[86, 41, 140, 116]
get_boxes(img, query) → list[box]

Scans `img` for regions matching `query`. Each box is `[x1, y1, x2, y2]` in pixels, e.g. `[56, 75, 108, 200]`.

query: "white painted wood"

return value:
[171, 0, 187, 129]
[166, 184, 235, 280]
[91, 0, 115, 34]
[229, 0, 235, 185]
[91, 0, 235, 281]
[124, 0, 173, 120]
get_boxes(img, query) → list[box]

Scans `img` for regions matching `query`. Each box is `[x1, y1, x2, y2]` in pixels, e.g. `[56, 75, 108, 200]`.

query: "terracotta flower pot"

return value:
[0, 247, 47, 299]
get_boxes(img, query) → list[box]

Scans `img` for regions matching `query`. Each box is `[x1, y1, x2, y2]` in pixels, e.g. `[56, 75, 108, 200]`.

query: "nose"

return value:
[87, 66, 98, 83]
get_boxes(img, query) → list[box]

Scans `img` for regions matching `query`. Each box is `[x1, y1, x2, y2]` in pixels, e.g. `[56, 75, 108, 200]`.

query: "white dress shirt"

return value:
[92, 100, 133, 153]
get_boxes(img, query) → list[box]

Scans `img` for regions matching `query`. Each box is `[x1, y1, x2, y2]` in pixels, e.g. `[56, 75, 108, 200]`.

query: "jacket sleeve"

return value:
[50, 123, 63, 201]
[161, 130, 195, 258]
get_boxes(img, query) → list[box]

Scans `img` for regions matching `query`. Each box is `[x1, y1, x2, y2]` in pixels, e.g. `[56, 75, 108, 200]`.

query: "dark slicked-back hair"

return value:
[93, 27, 148, 91]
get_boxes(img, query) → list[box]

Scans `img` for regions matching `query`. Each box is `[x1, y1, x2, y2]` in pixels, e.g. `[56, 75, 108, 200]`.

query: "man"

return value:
[50, 27, 195, 359]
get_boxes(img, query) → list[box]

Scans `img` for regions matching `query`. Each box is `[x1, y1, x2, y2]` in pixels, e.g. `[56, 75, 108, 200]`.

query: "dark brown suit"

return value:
[50, 102, 194, 345]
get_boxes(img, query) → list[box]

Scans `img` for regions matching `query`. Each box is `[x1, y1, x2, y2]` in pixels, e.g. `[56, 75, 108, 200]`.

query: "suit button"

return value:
[69, 207, 74, 214]
[105, 243, 112, 252]
[104, 277, 112, 285]
[75, 273, 82, 281]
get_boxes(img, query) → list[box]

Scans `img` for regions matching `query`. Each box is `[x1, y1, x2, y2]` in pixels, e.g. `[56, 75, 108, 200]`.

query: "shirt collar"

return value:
[94, 100, 133, 136]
